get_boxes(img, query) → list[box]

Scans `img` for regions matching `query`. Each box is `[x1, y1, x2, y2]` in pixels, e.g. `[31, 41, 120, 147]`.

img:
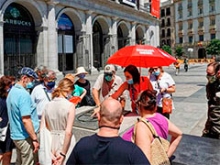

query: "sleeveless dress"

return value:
[44, 97, 76, 164]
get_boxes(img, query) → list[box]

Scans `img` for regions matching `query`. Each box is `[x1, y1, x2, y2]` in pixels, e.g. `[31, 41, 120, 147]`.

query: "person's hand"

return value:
[53, 153, 65, 165]
[32, 140, 40, 153]
[91, 106, 100, 117]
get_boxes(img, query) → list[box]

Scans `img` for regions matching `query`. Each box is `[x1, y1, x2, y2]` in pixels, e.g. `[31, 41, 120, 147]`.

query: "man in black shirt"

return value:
[67, 98, 150, 165]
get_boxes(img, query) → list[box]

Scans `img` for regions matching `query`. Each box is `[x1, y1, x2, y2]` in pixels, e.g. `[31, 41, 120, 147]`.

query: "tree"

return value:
[206, 39, 220, 56]
[175, 46, 183, 57]
[161, 45, 172, 55]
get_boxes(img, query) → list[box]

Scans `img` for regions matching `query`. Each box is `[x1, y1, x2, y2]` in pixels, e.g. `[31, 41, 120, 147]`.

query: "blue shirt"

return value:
[6, 84, 39, 140]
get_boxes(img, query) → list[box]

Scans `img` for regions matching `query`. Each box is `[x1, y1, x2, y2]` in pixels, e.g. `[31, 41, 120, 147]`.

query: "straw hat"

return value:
[75, 67, 88, 76]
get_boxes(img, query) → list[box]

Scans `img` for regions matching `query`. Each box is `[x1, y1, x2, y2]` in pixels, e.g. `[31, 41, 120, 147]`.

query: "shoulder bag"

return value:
[38, 116, 52, 165]
[162, 98, 173, 114]
[133, 118, 170, 165]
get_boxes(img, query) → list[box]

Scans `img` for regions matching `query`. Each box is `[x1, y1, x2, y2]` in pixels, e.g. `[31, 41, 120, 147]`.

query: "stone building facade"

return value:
[0, 0, 159, 76]
[174, 0, 220, 58]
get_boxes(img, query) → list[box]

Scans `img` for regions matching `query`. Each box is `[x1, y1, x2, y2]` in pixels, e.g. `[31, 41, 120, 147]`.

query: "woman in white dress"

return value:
[40, 78, 76, 165]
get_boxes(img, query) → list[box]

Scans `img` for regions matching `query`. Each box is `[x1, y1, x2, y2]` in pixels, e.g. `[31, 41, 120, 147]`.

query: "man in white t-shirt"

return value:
[92, 65, 126, 110]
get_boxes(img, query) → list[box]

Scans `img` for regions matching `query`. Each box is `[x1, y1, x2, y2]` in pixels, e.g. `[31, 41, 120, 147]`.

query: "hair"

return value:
[136, 89, 157, 111]
[34, 65, 48, 78]
[124, 65, 140, 84]
[100, 98, 123, 125]
[207, 62, 219, 74]
[52, 78, 74, 99]
[0, 76, 13, 98]
[45, 70, 56, 79]
[65, 74, 75, 83]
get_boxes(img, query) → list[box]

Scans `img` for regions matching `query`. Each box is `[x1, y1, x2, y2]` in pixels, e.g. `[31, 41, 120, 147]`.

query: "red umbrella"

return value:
[107, 45, 176, 67]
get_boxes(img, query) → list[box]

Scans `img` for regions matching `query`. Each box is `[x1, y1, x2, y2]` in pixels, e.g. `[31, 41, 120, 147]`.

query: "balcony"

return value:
[188, 30, 194, 35]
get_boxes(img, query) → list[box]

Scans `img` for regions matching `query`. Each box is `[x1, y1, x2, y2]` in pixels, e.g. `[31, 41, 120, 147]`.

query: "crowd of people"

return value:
[1, 60, 218, 165]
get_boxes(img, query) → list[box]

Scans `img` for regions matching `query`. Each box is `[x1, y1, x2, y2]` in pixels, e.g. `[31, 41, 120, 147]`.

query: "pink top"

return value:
[122, 113, 169, 141]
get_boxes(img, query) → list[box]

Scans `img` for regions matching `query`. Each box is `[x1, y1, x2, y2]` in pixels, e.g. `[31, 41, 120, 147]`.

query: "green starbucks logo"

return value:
[10, 8, 20, 18]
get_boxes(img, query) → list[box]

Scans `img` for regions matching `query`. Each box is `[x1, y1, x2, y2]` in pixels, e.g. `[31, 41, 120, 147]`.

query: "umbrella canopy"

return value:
[107, 45, 176, 68]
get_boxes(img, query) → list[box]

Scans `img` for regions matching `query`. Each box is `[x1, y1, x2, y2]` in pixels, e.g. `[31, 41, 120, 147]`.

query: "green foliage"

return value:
[161, 45, 172, 55]
[175, 46, 183, 57]
[206, 39, 220, 56]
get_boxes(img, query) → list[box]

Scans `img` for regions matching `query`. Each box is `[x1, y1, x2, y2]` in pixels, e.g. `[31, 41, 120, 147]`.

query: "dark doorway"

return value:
[58, 13, 75, 74]
[4, 3, 36, 76]
[93, 21, 103, 69]
[198, 48, 206, 59]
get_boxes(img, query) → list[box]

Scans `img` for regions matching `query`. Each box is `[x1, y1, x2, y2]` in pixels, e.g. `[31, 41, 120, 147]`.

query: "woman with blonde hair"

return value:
[40, 78, 76, 165]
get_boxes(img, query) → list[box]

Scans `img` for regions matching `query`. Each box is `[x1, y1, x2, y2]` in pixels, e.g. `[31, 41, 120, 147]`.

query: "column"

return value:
[130, 22, 136, 45]
[0, 21, 4, 75]
[47, 1, 58, 70]
[110, 17, 118, 55]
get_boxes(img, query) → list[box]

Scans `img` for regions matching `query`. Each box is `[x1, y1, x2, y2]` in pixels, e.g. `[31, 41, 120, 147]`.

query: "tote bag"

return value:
[39, 119, 52, 165]
[0, 123, 8, 142]
[133, 118, 170, 165]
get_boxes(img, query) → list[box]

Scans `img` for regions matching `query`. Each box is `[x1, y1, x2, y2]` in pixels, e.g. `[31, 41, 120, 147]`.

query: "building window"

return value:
[209, 5, 215, 12]
[161, 19, 165, 27]
[162, 30, 165, 37]
[179, 37, 183, 43]
[198, 8, 203, 15]
[198, 0, 203, 6]
[199, 21, 203, 28]
[187, 1, 192, 8]
[167, 29, 171, 37]
[161, 9, 165, 17]
[189, 36, 193, 43]
[167, 39, 171, 46]
[210, 33, 216, 40]
[179, 24, 183, 30]
[199, 35, 204, 41]
[178, 3, 183, 10]
[166, 18, 171, 26]
[166, 8, 170, 16]
[210, 19, 215, 26]
[179, 12, 182, 19]
[188, 22, 193, 29]
[188, 10, 192, 17]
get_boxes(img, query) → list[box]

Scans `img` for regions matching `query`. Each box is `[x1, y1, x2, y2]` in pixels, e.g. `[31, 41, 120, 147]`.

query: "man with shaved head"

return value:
[67, 98, 150, 165]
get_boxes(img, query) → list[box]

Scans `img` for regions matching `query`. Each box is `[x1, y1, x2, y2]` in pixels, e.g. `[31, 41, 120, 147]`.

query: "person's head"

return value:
[43, 70, 57, 89]
[65, 74, 75, 83]
[135, 89, 157, 115]
[124, 65, 140, 85]
[0, 76, 14, 98]
[17, 67, 38, 89]
[34, 65, 48, 82]
[52, 78, 74, 99]
[206, 62, 220, 83]
[98, 98, 123, 128]
[151, 66, 164, 77]
[75, 67, 88, 79]
[104, 64, 116, 82]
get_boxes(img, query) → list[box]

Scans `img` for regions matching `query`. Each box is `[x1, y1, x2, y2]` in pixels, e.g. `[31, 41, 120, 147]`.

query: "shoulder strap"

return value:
[138, 118, 158, 137]
[43, 88, 51, 101]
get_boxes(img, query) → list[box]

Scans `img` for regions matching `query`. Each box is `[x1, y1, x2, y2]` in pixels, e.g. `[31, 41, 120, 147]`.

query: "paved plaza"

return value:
[10, 63, 211, 164]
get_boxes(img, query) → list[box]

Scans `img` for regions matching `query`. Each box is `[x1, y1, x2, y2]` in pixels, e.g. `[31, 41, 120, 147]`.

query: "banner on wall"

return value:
[151, 0, 160, 18]
[122, 0, 136, 7]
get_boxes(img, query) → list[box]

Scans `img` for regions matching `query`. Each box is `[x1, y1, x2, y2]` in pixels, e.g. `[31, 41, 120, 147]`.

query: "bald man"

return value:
[67, 98, 150, 165]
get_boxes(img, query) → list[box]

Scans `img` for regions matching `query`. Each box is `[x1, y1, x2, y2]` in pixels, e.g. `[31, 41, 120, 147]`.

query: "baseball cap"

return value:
[104, 65, 115, 74]
[18, 67, 38, 79]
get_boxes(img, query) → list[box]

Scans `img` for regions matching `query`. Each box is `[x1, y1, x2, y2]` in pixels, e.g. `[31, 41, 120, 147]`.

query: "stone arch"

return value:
[136, 25, 145, 44]
[92, 15, 110, 34]
[0, 0, 43, 27]
[117, 20, 130, 49]
[198, 48, 206, 59]
[56, 8, 83, 32]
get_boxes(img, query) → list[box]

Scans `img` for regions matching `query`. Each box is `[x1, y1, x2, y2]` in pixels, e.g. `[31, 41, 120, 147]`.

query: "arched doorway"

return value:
[198, 48, 206, 59]
[58, 13, 75, 74]
[93, 21, 103, 70]
[136, 26, 144, 44]
[4, 3, 36, 76]
[117, 23, 129, 50]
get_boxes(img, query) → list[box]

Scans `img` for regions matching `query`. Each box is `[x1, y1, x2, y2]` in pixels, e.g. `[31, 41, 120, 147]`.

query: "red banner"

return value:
[151, 0, 160, 19]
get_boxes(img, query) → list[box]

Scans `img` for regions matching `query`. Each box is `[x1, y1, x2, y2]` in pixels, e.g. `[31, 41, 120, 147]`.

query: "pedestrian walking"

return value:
[184, 56, 189, 72]
[6, 67, 39, 165]
[66, 98, 150, 165]
[174, 58, 181, 75]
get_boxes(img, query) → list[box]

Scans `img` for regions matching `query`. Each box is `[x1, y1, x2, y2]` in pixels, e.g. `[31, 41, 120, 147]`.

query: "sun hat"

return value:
[18, 67, 38, 79]
[104, 64, 115, 74]
[75, 67, 88, 76]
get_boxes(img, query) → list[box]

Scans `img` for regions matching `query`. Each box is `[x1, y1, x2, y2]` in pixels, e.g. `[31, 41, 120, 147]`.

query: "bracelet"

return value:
[60, 152, 66, 158]
[32, 139, 38, 143]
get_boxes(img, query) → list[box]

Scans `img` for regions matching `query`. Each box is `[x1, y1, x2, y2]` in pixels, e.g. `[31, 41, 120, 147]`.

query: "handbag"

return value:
[133, 118, 170, 165]
[0, 122, 8, 142]
[162, 98, 173, 114]
[38, 117, 52, 165]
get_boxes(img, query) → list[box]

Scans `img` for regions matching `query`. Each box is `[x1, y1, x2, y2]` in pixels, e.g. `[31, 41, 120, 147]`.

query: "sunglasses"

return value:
[104, 73, 113, 77]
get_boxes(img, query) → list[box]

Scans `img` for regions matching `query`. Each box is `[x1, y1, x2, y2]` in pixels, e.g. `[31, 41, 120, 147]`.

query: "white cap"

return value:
[104, 65, 115, 74]
[75, 67, 88, 76]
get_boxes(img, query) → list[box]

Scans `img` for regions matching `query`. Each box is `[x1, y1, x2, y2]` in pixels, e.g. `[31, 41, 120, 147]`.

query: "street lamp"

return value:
[187, 48, 193, 59]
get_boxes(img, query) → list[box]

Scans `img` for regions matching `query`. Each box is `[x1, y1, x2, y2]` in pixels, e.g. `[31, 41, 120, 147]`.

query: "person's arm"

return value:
[56, 104, 75, 164]
[167, 120, 182, 157]
[22, 116, 39, 153]
[78, 87, 87, 101]
[111, 82, 128, 100]
[135, 121, 152, 162]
